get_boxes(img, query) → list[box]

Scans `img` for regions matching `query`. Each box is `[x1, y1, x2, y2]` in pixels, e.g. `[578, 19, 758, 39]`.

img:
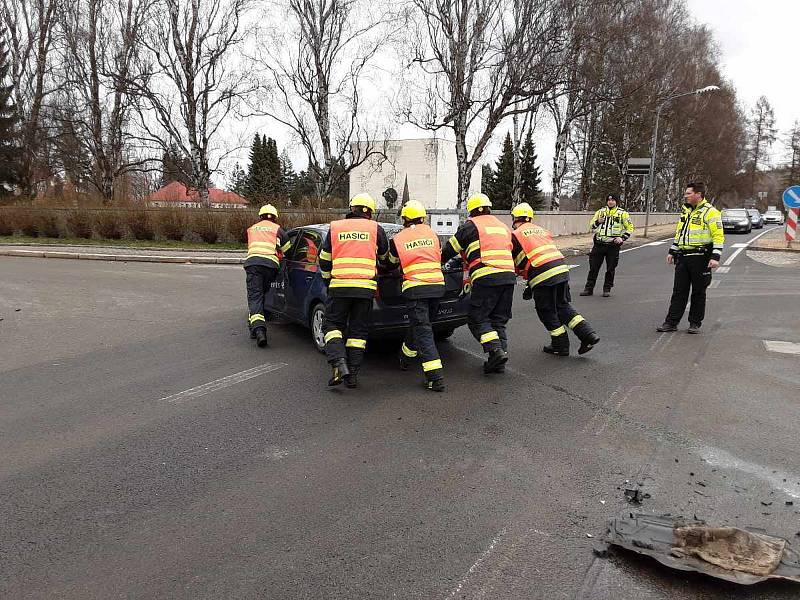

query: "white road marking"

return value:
[716, 266, 730, 273]
[731, 243, 748, 248]
[160, 363, 287, 403]
[445, 528, 507, 600]
[619, 237, 674, 254]
[723, 226, 780, 266]
[708, 279, 720, 289]
[698, 444, 800, 499]
[763, 340, 800, 355]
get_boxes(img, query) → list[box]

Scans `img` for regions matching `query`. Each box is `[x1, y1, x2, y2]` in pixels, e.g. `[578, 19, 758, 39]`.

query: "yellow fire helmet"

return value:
[350, 193, 376, 212]
[259, 204, 278, 218]
[466, 193, 492, 213]
[511, 202, 535, 220]
[400, 200, 427, 221]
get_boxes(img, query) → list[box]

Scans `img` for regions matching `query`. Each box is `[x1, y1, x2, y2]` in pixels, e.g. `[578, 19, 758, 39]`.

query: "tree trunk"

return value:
[511, 113, 522, 205]
[454, 125, 471, 209]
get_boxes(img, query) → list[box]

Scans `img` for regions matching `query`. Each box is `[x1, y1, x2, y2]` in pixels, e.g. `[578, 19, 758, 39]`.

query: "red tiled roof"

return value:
[147, 181, 248, 205]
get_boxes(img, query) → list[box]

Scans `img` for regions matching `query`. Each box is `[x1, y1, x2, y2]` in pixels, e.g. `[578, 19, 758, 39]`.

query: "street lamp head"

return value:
[696, 85, 720, 94]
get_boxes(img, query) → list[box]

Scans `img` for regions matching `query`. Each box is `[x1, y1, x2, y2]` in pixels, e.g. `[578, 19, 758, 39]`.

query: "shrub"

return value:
[190, 210, 221, 244]
[94, 210, 124, 239]
[0, 209, 16, 235]
[156, 209, 188, 241]
[127, 209, 154, 240]
[38, 213, 62, 238]
[17, 210, 39, 237]
[225, 210, 254, 244]
[65, 210, 93, 238]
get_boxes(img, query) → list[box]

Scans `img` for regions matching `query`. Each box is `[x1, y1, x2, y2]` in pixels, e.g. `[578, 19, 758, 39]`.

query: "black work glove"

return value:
[522, 286, 533, 301]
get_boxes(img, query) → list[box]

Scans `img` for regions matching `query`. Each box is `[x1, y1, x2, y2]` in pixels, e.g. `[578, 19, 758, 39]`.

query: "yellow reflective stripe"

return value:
[319, 250, 332, 261]
[529, 264, 570, 287]
[531, 251, 563, 266]
[482, 249, 511, 257]
[484, 226, 507, 235]
[526, 244, 558, 258]
[324, 330, 342, 342]
[329, 279, 377, 290]
[404, 261, 442, 273]
[485, 259, 515, 268]
[466, 240, 481, 255]
[387, 253, 400, 264]
[567, 315, 585, 329]
[471, 265, 514, 280]
[422, 359, 442, 372]
[246, 253, 280, 264]
[346, 338, 367, 349]
[402, 280, 445, 291]
[412, 272, 445, 280]
[401, 342, 418, 357]
[250, 241, 276, 248]
[480, 331, 499, 344]
[333, 257, 376, 266]
[331, 267, 376, 277]
[549, 326, 567, 336]
[320, 270, 331, 278]
[249, 314, 265, 324]
[448, 236, 462, 252]
[280, 241, 292, 252]
[515, 251, 527, 266]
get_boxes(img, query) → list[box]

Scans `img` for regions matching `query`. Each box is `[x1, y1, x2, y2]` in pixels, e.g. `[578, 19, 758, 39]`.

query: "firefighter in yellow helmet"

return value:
[441, 193, 516, 374]
[244, 204, 292, 347]
[511, 202, 599, 356]
[318, 193, 390, 388]
[386, 200, 446, 392]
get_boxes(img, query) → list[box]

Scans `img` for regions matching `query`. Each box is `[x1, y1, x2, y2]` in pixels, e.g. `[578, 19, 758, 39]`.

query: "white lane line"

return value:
[698, 444, 800, 499]
[619, 237, 674, 254]
[763, 340, 800, 355]
[445, 528, 507, 600]
[160, 363, 287, 403]
[723, 226, 780, 266]
[708, 280, 720, 289]
[716, 266, 730, 274]
[731, 243, 748, 248]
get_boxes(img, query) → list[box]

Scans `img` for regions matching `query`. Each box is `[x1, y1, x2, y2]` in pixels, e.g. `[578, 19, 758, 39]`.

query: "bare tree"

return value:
[784, 120, 800, 189]
[58, 0, 153, 203]
[255, 0, 393, 206]
[747, 95, 776, 197]
[1, 0, 60, 197]
[127, 0, 254, 205]
[403, 0, 565, 208]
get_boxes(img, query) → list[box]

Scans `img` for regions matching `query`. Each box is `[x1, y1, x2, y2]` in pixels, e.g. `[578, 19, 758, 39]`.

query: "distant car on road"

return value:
[747, 208, 764, 229]
[763, 209, 785, 225]
[263, 223, 470, 351]
[721, 208, 752, 234]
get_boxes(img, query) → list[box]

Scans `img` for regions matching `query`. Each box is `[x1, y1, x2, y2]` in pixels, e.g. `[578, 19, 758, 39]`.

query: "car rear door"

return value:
[284, 228, 322, 320]
[263, 229, 300, 315]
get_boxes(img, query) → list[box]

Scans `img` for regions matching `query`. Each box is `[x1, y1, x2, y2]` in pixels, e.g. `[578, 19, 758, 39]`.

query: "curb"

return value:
[749, 245, 800, 254]
[0, 248, 245, 265]
[0, 241, 244, 253]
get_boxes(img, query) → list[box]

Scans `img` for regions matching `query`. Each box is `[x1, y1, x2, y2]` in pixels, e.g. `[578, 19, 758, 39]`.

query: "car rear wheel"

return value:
[310, 302, 326, 353]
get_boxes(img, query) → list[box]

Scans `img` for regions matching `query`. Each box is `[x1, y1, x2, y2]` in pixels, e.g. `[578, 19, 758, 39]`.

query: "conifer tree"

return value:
[491, 132, 515, 209]
[519, 130, 543, 209]
[0, 30, 19, 196]
[481, 163, 494, 200]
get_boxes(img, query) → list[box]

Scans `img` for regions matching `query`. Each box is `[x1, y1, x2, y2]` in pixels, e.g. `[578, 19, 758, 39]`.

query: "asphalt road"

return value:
[2, 226, 800, 599]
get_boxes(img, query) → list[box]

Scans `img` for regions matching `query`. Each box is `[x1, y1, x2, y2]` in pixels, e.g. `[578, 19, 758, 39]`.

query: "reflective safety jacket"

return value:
[390, 223, 445, 298]
[319, 214, 390, 298]
[590, 206, 634, 243]
[512, 222, 570, 288]
[245, 220, 291, 268]
[442, 214, 516, 286]
[669, 199, 724, 261]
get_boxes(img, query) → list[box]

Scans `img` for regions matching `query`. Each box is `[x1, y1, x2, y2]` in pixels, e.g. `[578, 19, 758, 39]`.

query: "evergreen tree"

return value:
[481, 163, 494, 199]
[229, 162, 247, 197]
[160, 143, 191, 187]
[0, 30, 21, 196]
[245, 134, 269, 202]
[265, 137, 284, 199]
[280, 149, 298, 203]
[491, 132, 515, 209]
[519, 130, 543, 209]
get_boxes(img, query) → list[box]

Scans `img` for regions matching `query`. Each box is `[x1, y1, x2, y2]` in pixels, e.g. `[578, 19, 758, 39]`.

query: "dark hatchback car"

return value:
[263, 223, 470, 351]
[721, 208, 752, 233]
[747, 208, 764, 229]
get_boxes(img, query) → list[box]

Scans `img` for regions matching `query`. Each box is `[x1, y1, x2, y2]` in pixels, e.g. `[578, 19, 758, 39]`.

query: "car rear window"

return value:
[723, 209, 747, 217]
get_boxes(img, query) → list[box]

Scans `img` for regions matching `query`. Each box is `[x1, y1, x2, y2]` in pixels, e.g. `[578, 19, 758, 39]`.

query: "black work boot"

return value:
[426, 377, 446, 392]
[579, 288, 593, 296]
[249, 329, 257, 339]
[543, 334, 570, 356]
[602, 289, 611, 297]
[398, 349, 413, 371]
[255, 328, 268, 348]
[345, 369, 359, 389]
[328, 358, 349, 386]
[573, 322, 600, 355]
[656, 322, 678, 332]
[687, 323, 701, 334]
[483, 349, 508, 374]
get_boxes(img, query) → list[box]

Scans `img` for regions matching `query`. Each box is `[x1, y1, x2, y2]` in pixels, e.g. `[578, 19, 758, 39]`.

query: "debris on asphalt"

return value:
[787, 501, 794, 506]
[762, 501, 773, 506]
[592, 541, 610, 557]
[586, 533, 594, 538]
[604, 513, 800, 585]
[14, 308, 20, 311]
[624, 488, 650, 504]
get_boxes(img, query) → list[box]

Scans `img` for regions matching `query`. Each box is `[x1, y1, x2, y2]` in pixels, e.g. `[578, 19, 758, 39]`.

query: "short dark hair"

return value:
[686, 182, 706, 197]
[606, 193, 619, 201]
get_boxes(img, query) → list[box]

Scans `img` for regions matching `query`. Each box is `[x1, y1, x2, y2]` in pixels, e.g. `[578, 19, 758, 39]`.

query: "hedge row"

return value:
[0, 207, 335, 245]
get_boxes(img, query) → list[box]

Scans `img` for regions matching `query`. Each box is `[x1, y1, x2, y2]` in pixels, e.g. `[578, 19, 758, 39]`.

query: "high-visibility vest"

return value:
[512, 222, 570, 287]
[329, 218, 379, 292]
[591, 207, 633, 242]
[393, 223, 445, 292]
[674, 200, 724, 251]
[246, 220, 282, 266]
[467, 214, 515, 281]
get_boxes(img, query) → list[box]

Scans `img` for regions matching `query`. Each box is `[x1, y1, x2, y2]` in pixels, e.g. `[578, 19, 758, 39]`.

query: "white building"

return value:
[349, 138, 482, 211]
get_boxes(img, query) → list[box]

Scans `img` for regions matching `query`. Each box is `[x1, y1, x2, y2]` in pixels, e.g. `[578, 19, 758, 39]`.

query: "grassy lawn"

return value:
[0, 235, 245, 251]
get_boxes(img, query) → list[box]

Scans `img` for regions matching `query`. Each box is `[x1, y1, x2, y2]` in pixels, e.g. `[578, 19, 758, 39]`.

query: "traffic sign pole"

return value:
[786, 208, 799, 242]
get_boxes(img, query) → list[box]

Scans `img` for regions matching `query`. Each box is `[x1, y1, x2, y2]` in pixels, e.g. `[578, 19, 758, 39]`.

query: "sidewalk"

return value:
[0, 223, 678, 265]
[748, 226, 800, 252]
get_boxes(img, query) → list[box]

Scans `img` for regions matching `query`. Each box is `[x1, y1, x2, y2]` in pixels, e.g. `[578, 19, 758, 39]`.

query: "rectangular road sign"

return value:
[627, 158, 651, 176]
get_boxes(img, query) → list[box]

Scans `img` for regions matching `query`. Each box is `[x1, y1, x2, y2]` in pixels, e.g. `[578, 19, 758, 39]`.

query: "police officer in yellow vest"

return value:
[441, 193, 516, 375]
[581, 193, 634, 297]
[244, 204, 292, 347]
[387, 200, 446, 392]
[657, 182, 724, 334]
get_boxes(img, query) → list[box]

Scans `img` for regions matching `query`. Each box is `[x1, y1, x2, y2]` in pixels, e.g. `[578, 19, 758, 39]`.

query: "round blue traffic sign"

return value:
[784, 186, 800, 209]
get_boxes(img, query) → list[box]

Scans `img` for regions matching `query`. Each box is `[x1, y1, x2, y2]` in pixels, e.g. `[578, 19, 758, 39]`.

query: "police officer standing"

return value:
[318, 193, 390, 388]
[244, 204, 292, 347]
[387, 200, 446, 392]
[657, 182, 724, 334]
[511, 203, 600, 356]
[441, 193, 516, 374]
[581, 193, 634, 297]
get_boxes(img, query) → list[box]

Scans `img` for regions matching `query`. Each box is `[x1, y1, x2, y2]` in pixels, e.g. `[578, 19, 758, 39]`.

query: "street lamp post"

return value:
[643, 85, 720, 237]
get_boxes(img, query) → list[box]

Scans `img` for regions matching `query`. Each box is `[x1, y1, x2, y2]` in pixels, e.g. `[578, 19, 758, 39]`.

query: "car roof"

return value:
[293, 222, 403, 235]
